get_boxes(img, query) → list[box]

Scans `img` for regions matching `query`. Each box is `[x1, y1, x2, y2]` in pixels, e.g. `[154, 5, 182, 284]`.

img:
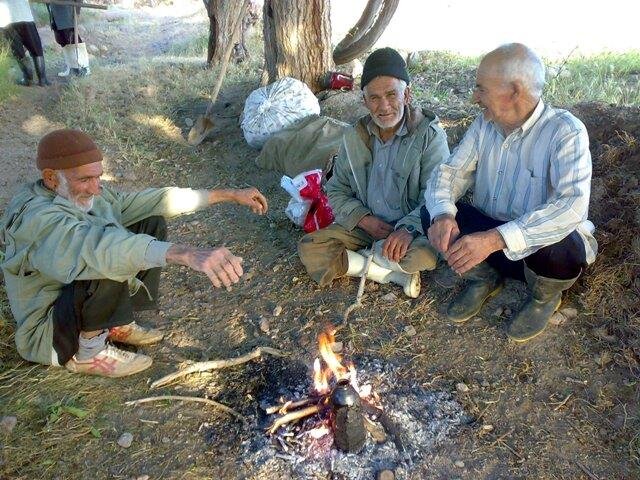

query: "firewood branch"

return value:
[266, 405, 321, 434]
[151, 347, 288, 389]
[264, 395, 326, 415]
[125, 395, 244, 422]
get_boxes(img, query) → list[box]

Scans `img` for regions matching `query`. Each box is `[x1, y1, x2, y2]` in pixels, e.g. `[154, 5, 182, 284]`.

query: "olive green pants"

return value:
[297, 224, 437, 287]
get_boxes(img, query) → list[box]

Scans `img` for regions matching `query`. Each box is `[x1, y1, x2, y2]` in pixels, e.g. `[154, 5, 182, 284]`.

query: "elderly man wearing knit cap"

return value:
[298, 47, 450, 298]
[0, 129, 268, 377]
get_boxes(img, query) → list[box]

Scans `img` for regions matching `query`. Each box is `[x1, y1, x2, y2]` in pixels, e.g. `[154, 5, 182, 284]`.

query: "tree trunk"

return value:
[204, 0, 258, 66]
[333, 0, 399, 66]
[263, 0, 333, 93]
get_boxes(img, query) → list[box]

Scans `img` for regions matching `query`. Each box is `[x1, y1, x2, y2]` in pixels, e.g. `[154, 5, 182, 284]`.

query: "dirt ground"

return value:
[1, 3, 639, 480]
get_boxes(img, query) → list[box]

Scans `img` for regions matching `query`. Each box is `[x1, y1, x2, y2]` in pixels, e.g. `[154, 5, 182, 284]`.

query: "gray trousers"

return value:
[298, 223, 436, 287]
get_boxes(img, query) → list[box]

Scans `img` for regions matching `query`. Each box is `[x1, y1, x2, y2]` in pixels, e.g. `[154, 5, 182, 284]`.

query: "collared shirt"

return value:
[425, 100, 597, 263]
[366, 117, 408, 224]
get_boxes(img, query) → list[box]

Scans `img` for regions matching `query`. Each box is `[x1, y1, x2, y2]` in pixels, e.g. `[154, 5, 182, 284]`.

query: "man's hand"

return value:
[166, 244, 243, 289]
[358, 215, 394, 240]
[382, 229, 413, 263]
[231, 187, 268, 215]
[208, 187, 268, 215]
[427, 214, 460, 254]
[445, 229, 506, 275]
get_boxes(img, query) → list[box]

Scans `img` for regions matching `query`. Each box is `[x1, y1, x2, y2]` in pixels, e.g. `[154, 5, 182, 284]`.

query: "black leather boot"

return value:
[446, 262, 503, 323]
[507, 266, 579, 342]
[15, 56, 33, 86]
[33, 56, 51, 86]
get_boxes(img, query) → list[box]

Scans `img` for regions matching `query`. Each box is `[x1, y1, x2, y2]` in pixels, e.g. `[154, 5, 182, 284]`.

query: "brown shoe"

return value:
[65, 344, 152, 378]
[108, 321, 164, 346]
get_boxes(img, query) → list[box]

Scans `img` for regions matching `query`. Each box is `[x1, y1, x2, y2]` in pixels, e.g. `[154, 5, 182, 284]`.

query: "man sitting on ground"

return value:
[0, 129, 268, 377]
[423, 43, 596, 342]
[298, 47, 450, 298]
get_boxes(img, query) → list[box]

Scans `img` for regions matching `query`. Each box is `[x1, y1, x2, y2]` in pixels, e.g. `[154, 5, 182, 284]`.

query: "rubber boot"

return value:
[15, 56, 33, 86]
[75, 42, 91, 77]
[33, 56, 51, 86]
[346, 250, 420, 298]
[58, 45, 75, 77]
[446, 261, 502, 323]
[507, 266, 579, 342]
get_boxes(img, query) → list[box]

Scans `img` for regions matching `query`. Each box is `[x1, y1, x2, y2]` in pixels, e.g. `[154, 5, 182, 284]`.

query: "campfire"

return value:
[265, 328, 396, 454]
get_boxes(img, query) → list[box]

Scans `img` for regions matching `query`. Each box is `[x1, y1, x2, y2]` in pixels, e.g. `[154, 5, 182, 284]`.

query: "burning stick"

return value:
[266, 405, 321, 434]
[264, 395, 325, 415]
[151, 347, 288, 389]
[341, 245, 375, 325]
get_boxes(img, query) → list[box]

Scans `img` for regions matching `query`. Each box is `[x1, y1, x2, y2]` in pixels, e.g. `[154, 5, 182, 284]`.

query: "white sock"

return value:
[76, 330, 108, 361]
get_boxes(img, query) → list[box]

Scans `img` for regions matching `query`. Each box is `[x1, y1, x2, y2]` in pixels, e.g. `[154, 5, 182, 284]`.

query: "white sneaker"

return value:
[108, 321, 164, 346]
[65, 343, 152, 378]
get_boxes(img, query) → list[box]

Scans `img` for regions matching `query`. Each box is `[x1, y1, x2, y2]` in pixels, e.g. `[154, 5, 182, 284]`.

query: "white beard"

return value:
[55, 172, 94, 213]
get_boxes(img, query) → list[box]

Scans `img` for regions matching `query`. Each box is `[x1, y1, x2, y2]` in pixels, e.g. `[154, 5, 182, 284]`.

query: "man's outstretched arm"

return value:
[207, 187, 268, 215]
[165, 244, 244, 289]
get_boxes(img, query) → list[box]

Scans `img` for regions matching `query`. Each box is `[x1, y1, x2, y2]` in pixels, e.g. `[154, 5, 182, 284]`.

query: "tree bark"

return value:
[203, 0, 258, 66]
[333, 0, 399, 66]
[263, 0, 333, 93]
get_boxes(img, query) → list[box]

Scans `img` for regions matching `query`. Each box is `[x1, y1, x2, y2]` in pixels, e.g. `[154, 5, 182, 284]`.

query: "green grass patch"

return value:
[0, 43, 19, 103]
[546, 51, 640, 105]
[408, 50, 640, 108]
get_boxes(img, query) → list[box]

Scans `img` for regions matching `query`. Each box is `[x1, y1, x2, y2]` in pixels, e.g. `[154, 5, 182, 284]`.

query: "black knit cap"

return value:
[360, 47, 410, 90]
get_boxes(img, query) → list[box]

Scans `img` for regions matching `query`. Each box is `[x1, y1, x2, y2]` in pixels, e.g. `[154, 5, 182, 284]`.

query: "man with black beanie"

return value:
[298, 47, 450, 298]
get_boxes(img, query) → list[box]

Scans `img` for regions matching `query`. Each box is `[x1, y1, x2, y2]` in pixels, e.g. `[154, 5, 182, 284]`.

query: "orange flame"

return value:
[313, 328, 361, 395]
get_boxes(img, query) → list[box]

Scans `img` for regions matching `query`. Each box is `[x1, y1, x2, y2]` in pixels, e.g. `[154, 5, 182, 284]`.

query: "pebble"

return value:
[99, 45, 108, 53]
[549, 311, 566, 326]
[133, 476, 149, 480]
[259, 316, 270, 334]
[184, 117, 194, 127]
[456, 382, 470, 393]
[87, 44, 99, 55]
[272, 305, 283, 317]
[161, 436, 171, 444]
[482, 424, 494, 432]
[0, 415, 17, 433]
[454, 460, 465, 468]
[376, 470, 395, 480]
[330, 341, 343, 353]
[117, 432, 133, 448]
[559, 307, 578, 321]
[381, 292, 397, 302]
[493, 306, 504, 317]
[404, 325, 417, 336]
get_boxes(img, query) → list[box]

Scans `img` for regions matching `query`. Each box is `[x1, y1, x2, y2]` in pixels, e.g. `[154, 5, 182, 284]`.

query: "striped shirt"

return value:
[425, 100, 597, 263]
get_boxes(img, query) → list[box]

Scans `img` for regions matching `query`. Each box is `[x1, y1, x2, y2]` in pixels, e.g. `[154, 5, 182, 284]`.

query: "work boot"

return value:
[65, 343, 153, 378]
[32, 56, 51, 86]
[108, 321, 164, 346]
[15, 56, 33, 86]
[446, 261, 502, 323]
[346, 249, 420, 298]
[507, 266, 579, 342]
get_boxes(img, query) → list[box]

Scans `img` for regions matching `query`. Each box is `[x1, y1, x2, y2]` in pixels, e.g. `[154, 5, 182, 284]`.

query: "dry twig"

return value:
[267, 405, 321, 434]
[151, 346, 287, 388]
[125, 395, 244, 422]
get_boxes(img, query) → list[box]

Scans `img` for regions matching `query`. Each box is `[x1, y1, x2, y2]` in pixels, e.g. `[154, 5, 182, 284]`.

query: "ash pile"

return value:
[240, 356, 471, 480]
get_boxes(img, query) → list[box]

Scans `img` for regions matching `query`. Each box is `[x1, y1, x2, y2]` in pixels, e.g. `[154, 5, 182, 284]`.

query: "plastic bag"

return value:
[281, 169, 334, 233]
[241, 77, 320, 149]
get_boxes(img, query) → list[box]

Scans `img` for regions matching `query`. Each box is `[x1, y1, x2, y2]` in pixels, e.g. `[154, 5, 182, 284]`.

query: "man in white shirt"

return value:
[423, 43, 596, 342]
